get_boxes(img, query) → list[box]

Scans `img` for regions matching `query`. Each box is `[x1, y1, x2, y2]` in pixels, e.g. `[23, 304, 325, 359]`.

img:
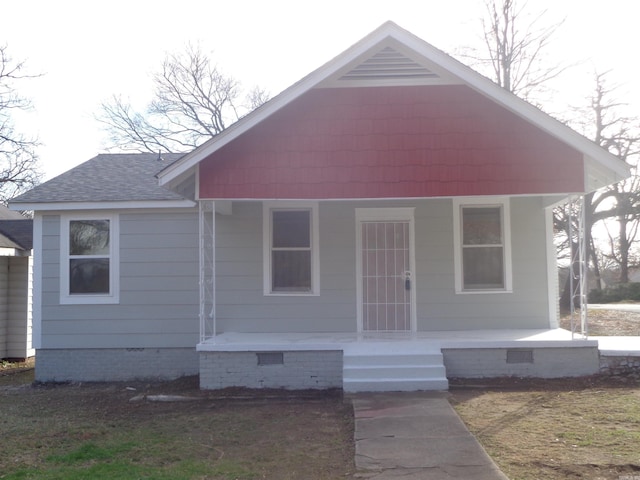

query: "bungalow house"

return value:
[10, 22, 630, 391]
[0, 205, 34, 360]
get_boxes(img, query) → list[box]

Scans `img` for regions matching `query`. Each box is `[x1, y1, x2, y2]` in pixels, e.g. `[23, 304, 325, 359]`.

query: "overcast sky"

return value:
[3, 0, 639, 181]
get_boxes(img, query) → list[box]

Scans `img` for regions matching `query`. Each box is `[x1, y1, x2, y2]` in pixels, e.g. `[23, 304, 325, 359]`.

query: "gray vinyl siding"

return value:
[38, 198, 552, 347]
[0, 255, 33, 358]
[415, 196, 550, 330]
[216, 202, 358, 333]
[0, 257, 7, 357]
[6, 256, 33, 357]
[40, 210, 199, 349]
[216, 198, 551, 333]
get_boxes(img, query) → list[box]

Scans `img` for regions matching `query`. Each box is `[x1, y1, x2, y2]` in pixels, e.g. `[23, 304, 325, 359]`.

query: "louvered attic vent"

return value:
[339, 46, 440, 81]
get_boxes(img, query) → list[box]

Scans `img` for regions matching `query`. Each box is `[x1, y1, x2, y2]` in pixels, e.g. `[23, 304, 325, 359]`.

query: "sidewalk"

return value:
[351, 392, 509, 479]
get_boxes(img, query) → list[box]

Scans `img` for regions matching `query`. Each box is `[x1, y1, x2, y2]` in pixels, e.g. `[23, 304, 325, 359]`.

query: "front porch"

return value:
[197, 329, 602, 392]
[194, 194, 599, 392]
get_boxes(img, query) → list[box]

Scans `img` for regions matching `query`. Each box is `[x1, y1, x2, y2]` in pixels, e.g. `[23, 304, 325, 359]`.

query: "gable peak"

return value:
[320, 36, 462, 88]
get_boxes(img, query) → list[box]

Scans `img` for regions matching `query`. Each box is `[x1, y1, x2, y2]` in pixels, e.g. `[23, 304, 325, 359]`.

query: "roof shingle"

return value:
[11, 153, 185, 205]
[0, 219, 33, 250]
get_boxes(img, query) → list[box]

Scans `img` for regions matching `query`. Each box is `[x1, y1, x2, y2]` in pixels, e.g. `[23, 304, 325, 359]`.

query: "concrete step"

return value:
[342, 342, 441, 356]
[344, 364, 446, 379]
[342, 348, 448, 392]
[343, 377, 449, 392]
[343, 353, 444, 366]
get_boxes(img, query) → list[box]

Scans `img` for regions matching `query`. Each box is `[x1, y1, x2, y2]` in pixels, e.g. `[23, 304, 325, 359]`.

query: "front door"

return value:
[356, 208, 416, 332]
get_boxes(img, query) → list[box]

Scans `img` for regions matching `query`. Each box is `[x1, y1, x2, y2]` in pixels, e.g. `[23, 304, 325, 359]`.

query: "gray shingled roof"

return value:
[0, 219, 33, 250]
[10, 153, 186, 205]
[0, 205, 26, 219]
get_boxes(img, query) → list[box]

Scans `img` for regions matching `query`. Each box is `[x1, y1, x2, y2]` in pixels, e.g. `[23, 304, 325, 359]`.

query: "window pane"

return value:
[463, 246, 504, 289]
[272, 251, 311, 291]
[70, 258, 110, 294]
[70, 220, 110, 255]
[272, 211, 310, 248]
[462, 207, 501, 245]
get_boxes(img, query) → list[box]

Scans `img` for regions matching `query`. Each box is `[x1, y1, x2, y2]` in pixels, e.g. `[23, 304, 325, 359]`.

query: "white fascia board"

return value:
[9, 199, 196, 211]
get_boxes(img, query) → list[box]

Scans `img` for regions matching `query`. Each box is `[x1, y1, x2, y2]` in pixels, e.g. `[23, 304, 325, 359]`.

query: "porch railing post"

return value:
[569, 195, 588, 339]
[199, 200, 215, 342]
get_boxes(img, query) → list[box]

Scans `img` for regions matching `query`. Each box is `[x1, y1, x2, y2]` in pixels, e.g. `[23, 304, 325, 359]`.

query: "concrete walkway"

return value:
[351, 392, 509, 479]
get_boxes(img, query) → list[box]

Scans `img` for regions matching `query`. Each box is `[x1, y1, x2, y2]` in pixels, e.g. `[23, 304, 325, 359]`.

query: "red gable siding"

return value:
[198, 85, 584, 199]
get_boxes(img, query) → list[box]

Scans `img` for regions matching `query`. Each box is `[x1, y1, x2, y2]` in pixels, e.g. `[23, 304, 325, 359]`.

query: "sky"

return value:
[2, 0, 640, 182]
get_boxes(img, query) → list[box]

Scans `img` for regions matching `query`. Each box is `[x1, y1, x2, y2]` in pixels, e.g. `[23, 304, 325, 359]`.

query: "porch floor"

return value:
[197, 328, 605, 352]
[592, 336, 640, 356]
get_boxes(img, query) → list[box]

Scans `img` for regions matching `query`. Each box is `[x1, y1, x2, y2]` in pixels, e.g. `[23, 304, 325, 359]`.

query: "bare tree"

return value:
[460, 0, 567, 103]
[555, 73, 640, 309]
[98, 44, 269, 153]
[581, 74, 640, 283]
[0, 45, 42, 200]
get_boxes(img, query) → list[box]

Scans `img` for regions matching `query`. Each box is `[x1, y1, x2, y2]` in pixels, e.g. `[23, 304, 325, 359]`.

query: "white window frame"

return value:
[453, 198, 512, 294]
[262, 201, 320, 296]
[60, 213, 120, 304]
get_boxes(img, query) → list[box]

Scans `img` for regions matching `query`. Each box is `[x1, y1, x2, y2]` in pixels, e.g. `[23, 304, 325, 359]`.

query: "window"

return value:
[60, 214, 119, 304]
[453, 199, 512, 293]
[263, 202, 319, 295]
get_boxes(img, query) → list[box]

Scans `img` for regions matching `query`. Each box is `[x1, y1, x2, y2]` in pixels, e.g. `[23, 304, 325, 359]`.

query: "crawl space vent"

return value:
[257, 352, 284, 366]
[506, 349, 534, 364]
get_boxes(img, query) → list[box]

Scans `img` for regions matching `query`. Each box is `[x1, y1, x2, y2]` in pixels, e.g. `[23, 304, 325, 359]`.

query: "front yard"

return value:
[2, 307, 639, 480]
[0, 372, 355, 480]
[451, 375, 640, 480]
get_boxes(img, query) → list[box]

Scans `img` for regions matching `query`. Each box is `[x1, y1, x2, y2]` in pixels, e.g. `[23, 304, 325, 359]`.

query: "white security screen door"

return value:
[357, 208, 416, 332]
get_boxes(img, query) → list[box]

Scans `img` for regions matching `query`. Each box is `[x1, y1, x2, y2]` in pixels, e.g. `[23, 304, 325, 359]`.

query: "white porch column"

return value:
[199, 200, 215, 342]
[568, 195, 588, 338]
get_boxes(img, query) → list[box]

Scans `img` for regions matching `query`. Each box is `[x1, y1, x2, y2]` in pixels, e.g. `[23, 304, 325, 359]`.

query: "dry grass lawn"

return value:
[452, 307, 640, 480]
[451, 377, 640, 480]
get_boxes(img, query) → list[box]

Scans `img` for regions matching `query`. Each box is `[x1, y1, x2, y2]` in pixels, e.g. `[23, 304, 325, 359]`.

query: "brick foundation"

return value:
[35, 348, 198, 382]
[442, 346, 601, 378]
[199, 350, 343, 390]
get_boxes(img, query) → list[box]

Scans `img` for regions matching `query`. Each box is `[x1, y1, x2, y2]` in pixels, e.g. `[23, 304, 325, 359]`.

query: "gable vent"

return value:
[339, 46, 440, 81]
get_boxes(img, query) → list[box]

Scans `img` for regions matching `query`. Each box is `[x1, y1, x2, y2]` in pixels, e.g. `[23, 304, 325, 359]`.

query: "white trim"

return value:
[59, 213, 120, 305]
[262, 201, 320, 296]
[453, 197, 513, 294]
[32, 213, 43, 349]
[195, 164, 201, 201]
[195, 193, 582, 204]
[355, 207, 417, 332]
[199, 200, 216, 341]
[10, 200, 196, 211]
[545, 207, 559, 328]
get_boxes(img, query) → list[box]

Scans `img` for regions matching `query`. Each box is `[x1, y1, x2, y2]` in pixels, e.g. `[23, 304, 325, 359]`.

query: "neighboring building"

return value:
[0, 205, 33, 360]
[10, 23, 630, 390]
